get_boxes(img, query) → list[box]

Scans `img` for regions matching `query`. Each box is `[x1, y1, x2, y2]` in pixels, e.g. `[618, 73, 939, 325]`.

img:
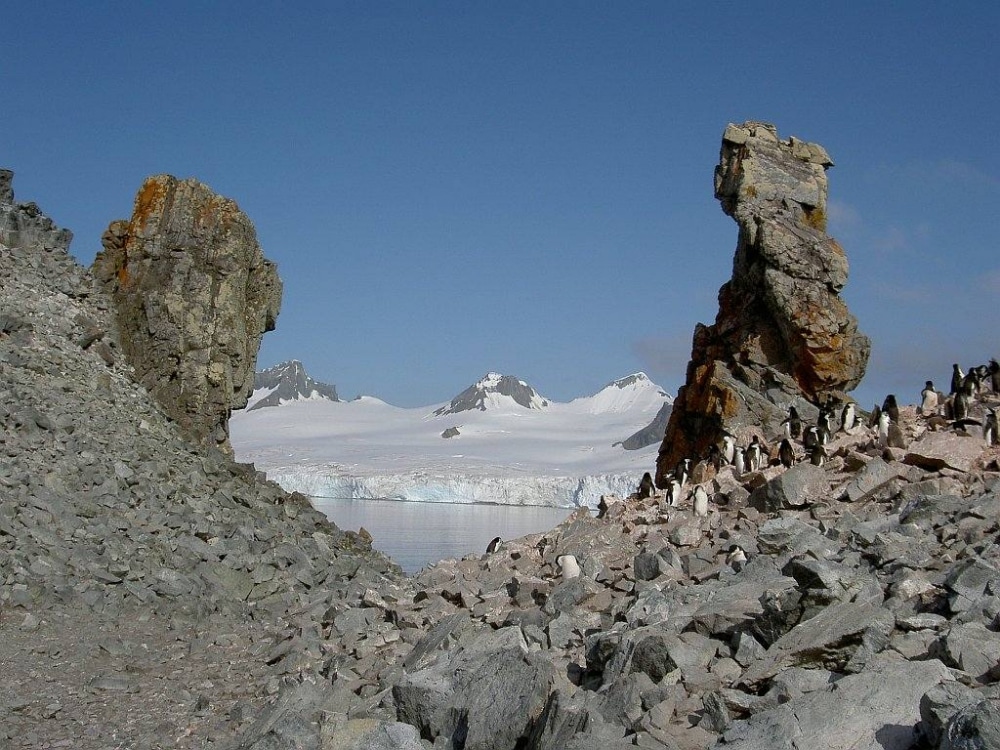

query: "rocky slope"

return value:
[3, 144, 999, 750]
[656, 122, 870, 485]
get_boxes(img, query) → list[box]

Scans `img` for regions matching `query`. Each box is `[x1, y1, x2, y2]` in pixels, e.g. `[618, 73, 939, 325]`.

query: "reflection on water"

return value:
[312, 497, 575, 574]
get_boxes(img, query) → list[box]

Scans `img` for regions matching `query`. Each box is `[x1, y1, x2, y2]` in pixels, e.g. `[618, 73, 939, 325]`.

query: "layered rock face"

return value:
[656, 122, 870, 484]
[0, 169, 73, 254]
[92, 175, 282, 452]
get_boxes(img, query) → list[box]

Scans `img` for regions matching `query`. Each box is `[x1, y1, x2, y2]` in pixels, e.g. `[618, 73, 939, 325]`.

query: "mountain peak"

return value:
[247, 360, 339, 410]
[434, 372, 548, 416]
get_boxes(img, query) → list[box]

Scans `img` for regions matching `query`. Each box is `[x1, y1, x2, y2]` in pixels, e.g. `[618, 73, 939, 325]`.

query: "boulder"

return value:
[657, 121, 869, 484]
[903, 431, 985, 473]
[92, 175, 282, 453]
[718, 658, 953, 750]
[749, 463, 829, 511]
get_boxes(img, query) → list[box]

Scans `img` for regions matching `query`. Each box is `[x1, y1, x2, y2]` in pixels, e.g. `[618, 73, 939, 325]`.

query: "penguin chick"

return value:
[692, 485, 710, 517]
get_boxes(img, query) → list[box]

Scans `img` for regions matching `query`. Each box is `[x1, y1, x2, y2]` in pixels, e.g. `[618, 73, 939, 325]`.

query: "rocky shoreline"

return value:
[2, 125, 999, 750]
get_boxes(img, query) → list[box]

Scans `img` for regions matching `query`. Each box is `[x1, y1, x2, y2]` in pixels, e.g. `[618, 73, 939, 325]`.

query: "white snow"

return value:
[231, 373, 670, 509]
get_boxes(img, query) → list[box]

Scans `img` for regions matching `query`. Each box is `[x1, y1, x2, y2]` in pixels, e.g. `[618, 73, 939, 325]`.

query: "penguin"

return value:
[919, 381, 939, 416]
[882, 394, 900, 424]
[721, 433, 737, 466]
[781, 406, 802, 440]
[675, 458, 692, 488]
[802, 425, 819, 451]
[984, 408, 1000, 446]
[486, 536, 503, 554]
[555, 554, 581, 580]
[733, 447, 745, 476]
[818, 407, 837, 439]
[869, 403, 882, 429]
[726, 544, 747, 570]
[692, 485, 710, 517]
[637, 471, 655, 499]
[705, 444, 723, 471]
[989, 359, 1000, 393]
[778, 438, 795, 468]
[840, 402, 857, 433]
[666, 477, 682, 507]
[745, 436, 763, 473]
[951, 364, 964, 395]
[810, 444, 827, 466]
[953, 387, 971, 422]
[876, 410, 890, 448]
[963, 371, 982, 398]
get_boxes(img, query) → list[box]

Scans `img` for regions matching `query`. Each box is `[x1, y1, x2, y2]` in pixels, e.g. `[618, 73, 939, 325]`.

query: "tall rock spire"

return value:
[655, 121, 869, 485]
[93, 175, 282, 454]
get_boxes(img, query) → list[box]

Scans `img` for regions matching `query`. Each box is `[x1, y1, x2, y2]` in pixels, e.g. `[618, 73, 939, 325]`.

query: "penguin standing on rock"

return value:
[782, 406, 802, 440]
[840, 402, 858, 433]
[745, 436, 763, 473]
[733, 448, 745, 476]
[882, 394, 900, 424]
[486, 536, 503, 554]
[920, 381, 939, 415]
[989, 360, 1000, 393]
[778, 438, 795, 468]
[810, 444, 826, 466]
[637, 472, 655, 499]
[675, 458, 692, 488]
[803, 425, 820, 451]
[876, 410, 891, 449]
[692, 485, 710, 517]
[951, 364, 965, 395]
[721, 434, 737, 466]
[726, 544, 747, 570]
[984, 408, 999, 447]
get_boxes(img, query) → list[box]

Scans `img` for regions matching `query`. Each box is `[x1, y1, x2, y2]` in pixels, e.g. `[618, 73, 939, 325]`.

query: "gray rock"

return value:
[750, 463, 828, 511]
[919, 682, 983, 747]
[719, 659, 953, 750]
[939, 700, 1000, 750]
[320, 718, 424, 750]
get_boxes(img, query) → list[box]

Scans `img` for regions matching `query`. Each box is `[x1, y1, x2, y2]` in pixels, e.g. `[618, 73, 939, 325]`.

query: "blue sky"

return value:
[4, 3, 997, 408]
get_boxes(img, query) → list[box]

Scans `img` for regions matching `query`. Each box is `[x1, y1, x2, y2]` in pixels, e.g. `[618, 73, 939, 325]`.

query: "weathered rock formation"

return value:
[656, 122, 870, 485]
[92, 175, 282, 452]
[0, 169, 73, 255]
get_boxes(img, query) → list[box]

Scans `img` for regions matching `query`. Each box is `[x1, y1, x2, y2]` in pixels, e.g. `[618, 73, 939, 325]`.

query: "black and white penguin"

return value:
[989, 359, 1000, 393]
[637, 471, 655, 499]
[778, 438, 795, 468]
[726, 544, 747, 570]
[882, 394, 900, 424]
[486, 536, 503, 554]
[920, 381, 939, 415]
[666, 477, 682, 507]
[745, 436, 763, 473]
[818, 406, 837, 439]
[876, 410, 890, 448]
[951, 364, 965, 395]
[705, 444, 723, 471]
[781, 406, 802, 440]
[555, 554, 581, 580]
[954, 386, 971, 422]
[675, 458, 692, 488]
[802, 425, 820, 451]
[810, 444, 826, 466]
[985, 408, 1000, 447]
[840, 402, 858, 433]
[733, 447, 745, 476]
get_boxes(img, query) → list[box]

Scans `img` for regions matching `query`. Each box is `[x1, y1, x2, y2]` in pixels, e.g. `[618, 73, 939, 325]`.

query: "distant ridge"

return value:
[247, 360, 339, 410]
[433, 372, 549, 416]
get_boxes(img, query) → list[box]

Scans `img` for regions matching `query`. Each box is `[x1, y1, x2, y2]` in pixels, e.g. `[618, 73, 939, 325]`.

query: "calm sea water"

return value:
[312, 497, 575, 574]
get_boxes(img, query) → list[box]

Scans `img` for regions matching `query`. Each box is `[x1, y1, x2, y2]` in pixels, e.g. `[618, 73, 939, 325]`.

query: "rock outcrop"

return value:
[92, 175, 282, 452]
[656, 122, 870, 484]
[0, 169, 73, 255]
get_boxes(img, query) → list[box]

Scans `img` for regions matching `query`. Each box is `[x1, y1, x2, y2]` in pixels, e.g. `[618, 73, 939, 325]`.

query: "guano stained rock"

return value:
[656, 121, 870, 484]
[92, 175, 282, 452]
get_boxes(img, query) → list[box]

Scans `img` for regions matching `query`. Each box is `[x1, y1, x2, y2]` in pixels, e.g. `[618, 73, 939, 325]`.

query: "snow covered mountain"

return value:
[246, 360, 339, 411]
[230, 369, 673, 509]
[433, 372, 548, 416]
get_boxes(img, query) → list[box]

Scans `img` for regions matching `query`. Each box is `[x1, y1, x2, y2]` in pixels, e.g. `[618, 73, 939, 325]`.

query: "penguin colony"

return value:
[485, 358, 1000, 578]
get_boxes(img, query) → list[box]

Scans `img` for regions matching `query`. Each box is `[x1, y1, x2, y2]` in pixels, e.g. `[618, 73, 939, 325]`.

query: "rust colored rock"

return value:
[93, 175, 281, 453]
[656, 122, 869, 486]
